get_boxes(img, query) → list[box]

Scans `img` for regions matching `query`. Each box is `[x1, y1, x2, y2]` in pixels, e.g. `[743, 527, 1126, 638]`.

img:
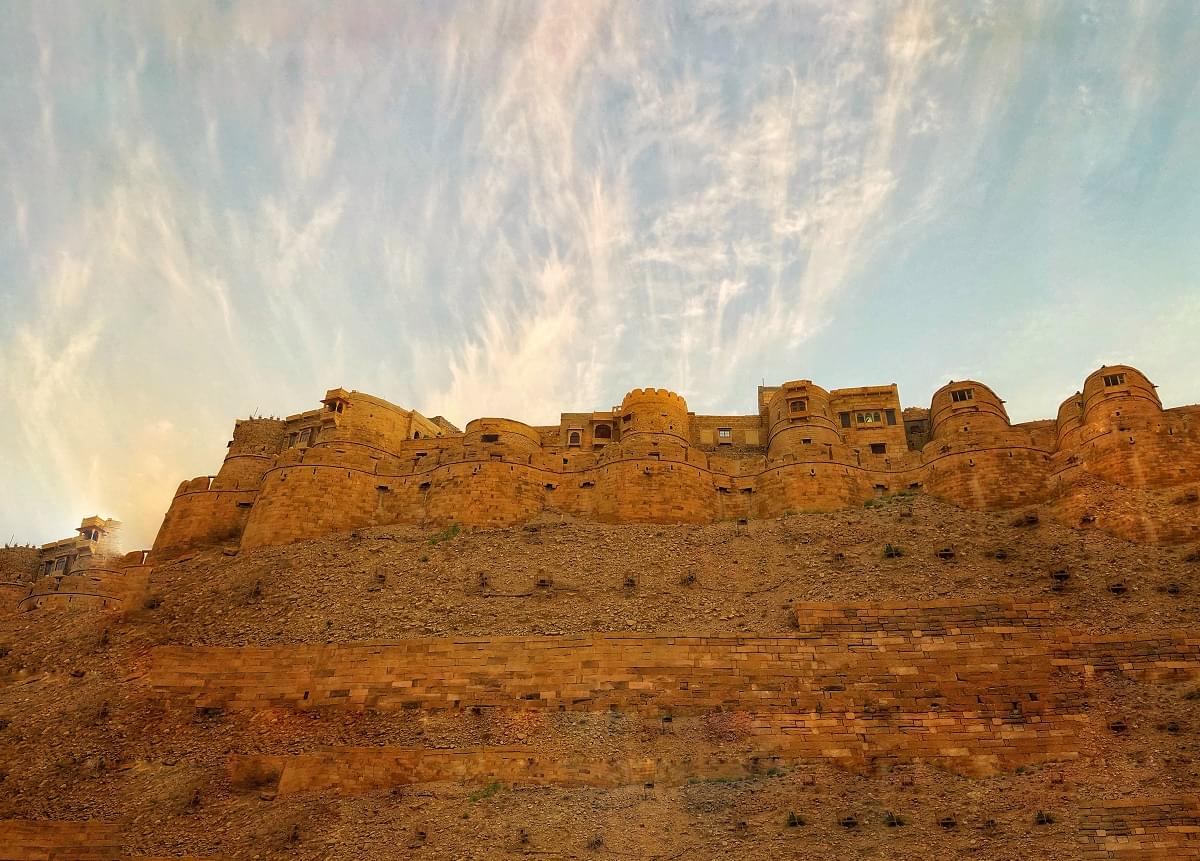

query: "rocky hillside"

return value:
[2, 493, 1199, 859]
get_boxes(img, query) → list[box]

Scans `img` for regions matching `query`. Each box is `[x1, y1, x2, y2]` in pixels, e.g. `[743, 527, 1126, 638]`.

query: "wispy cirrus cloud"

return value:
[2, 1, 1198, 546]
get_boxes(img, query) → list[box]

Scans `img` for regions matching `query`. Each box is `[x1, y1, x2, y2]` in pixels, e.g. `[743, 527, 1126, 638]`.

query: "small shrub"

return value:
[428, 524, 460, 545]
[882, 543, 904, 559]
[468, 780, 505, 803]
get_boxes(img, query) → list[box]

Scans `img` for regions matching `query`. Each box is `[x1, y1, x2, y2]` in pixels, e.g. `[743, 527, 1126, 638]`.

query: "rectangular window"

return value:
[1103, 373, 1126, 387]
[789, 399, 807, 413]
[839, 412, 851, 429]
[298, 428, 312, 446]
[288, 433, 298, 448]
[951, 388, 974, 403]
[885, 409, 896, 426]
[870, 443, 887, 455]
[856, 411, 882, 424]
[481, 433, 499, 443]
[717, 427, 732, 442]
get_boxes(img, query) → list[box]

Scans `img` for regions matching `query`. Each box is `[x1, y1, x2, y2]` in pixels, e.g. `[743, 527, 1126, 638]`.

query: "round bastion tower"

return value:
[765, 381, 841, 462]
[423, 417, 546, 527]
[212, 417, 287, 490]
[1080, 365, 1161, 432]
[929, 380, 1011, 442]
[1076, 364, 1179, 489]
[617, 388, 691, 445]
[593, 388, 716, 523]
[1055, 392, 1085, 452]
[925, 379, 1049, 509]
[754, 380, 868, 515]
[463, 417, 543, 456]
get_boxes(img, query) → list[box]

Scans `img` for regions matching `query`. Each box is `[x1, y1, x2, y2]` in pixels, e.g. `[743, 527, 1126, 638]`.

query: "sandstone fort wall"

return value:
[144, 364, 1200, 559]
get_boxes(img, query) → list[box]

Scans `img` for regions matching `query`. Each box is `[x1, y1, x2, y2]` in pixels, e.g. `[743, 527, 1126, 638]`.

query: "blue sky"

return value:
[2, 1, 1198, 547]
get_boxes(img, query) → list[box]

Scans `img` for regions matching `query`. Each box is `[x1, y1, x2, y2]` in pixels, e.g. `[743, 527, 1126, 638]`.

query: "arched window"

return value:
[594, 424, 611, 439]
[568, 431, 581, 446]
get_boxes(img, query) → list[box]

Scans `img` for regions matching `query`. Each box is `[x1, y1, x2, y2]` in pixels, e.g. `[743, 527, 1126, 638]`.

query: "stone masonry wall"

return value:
[0, 819, 221, 861]
[146, 601, 1200, 782]
[1076, 797, 1200, 859]
[0, 819, 122, 860]
[147, 365, 1200, 556]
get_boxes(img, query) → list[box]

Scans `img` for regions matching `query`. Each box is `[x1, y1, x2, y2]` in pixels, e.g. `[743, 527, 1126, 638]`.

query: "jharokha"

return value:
[151, 363, 1200, 561]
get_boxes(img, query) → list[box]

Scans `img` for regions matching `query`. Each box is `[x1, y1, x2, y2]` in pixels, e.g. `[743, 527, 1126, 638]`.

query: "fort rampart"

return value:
[145, 364, 1200, 559]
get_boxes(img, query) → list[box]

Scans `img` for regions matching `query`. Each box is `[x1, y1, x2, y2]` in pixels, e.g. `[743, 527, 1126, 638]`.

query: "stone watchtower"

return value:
[616, 388, 691, 445]
[929, 380, 1011, 440]
[214, 417, 287, 490]
[1080, 364, 1162, 431]
[765, 380, 841, 461]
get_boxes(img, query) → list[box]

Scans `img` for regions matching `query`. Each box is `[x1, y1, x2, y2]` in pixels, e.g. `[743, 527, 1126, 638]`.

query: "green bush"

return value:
[468, 780, 504, 802]
[428, 524, 460, 545]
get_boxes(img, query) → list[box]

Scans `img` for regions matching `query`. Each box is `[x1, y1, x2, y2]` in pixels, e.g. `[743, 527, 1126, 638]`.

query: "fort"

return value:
[2, 361, 1199, 860]
[151, 363, 1200, 561]
[0, 517, 153, 613]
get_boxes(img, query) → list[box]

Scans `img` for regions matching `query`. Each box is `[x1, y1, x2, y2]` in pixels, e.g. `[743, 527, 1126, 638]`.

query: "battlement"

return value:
[619, 387, 688, 410]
